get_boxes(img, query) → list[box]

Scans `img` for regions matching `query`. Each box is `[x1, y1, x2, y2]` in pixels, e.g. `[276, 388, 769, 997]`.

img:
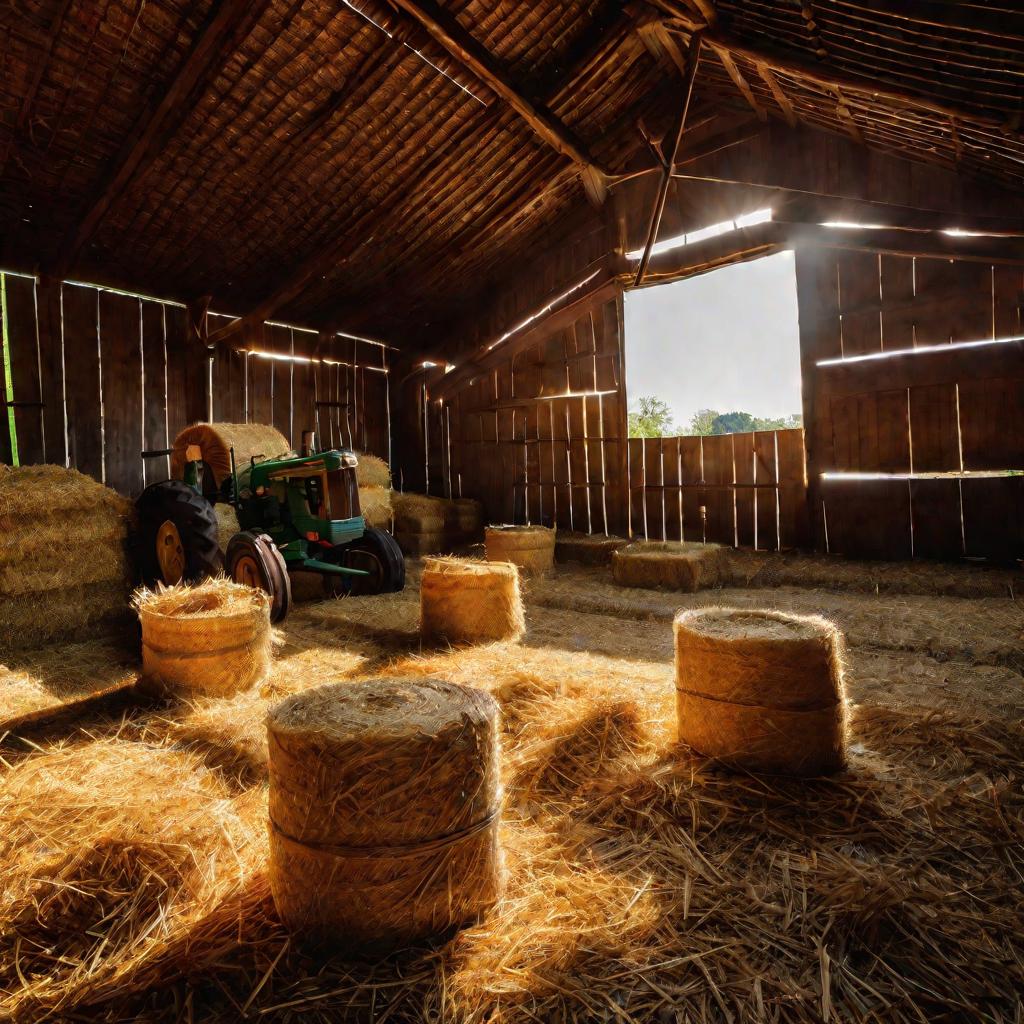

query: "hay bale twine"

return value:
[267, 677, 504, 948]
[613, 540, 723, 591]
[171, 422, 292, 488]
[135, 578, 271, 697]
[485, 525, 555, 573]
[674, 607, 847, 776]
[421, 557, 524, 644]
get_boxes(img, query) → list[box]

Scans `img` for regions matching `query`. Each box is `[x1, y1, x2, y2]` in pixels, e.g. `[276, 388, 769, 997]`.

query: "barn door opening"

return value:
[623, 250, 806, 549]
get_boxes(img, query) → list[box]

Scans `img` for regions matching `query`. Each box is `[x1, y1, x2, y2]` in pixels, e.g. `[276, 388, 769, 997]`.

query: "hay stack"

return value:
[393, 492, 448, 555]
[358, 486, 393, 529]
[135, 578, 271, 697]
[421, 557, 525, 644]
[555, 532, 629, 567]
[613, 540, 723, 591]
[674, 607, 848, 776]
[451, 498, 484, 541]
[354, 452, 392, 490]
[485, 525, 555, 573]
[268, 677, 504, 947]
[214, 503, 240, 553]
[0, 464, 133, 650]
[171, 422, 292, 488]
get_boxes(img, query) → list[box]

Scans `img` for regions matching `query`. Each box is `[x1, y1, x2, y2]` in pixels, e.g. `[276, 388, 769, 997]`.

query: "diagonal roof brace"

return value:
[388, 0, 611, 205]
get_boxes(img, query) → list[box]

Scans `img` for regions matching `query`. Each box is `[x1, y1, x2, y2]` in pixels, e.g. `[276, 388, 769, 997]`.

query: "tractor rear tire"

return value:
[226, 531, 292, 623]
[323, 527, 406, 597]
[136, 480, 223, 586]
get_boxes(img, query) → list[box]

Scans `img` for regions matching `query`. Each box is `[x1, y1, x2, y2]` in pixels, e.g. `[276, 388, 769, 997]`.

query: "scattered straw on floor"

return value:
[0, 565, 1022, 1022]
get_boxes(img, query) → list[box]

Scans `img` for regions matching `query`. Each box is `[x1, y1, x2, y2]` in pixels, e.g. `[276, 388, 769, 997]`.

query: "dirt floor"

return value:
[1, 550, 1022, 1022]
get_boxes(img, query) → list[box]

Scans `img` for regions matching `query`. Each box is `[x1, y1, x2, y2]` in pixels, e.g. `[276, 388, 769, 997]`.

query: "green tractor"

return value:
[135, 431, 404, 622]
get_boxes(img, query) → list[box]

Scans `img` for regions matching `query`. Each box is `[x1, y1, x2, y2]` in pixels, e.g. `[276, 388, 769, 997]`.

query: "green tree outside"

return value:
[627, 395, 802, 438]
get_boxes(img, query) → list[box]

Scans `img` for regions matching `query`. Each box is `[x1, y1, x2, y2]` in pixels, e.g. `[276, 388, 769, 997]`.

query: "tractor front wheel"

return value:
[136, 480, 223, 586]
[323, 528, 406, 597]
[226, 531, 292, 623]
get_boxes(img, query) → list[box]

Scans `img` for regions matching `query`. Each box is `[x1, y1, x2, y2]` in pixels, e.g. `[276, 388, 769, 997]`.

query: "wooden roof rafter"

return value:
[386, 0, 612, 206]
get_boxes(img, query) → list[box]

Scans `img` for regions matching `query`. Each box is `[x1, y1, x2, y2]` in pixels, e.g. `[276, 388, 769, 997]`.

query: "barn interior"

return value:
[1, 1, 1023, 1021]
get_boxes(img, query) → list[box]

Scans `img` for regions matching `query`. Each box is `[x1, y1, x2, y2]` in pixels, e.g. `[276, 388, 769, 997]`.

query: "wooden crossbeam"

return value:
[756, 64, 798, 128]
[633, 31, 703, 286]
[388, 0, 610, 204]
[51, 0, 267, 279]
[712, 46, 766, 121]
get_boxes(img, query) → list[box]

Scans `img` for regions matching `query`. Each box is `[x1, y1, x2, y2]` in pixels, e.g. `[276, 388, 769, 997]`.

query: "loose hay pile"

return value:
[267, 678, 504, 947]
[0, 464, 133, 650]
[485, 524, 555, 573]
[171, 422, 293, 487]
[1, 572, 1022, 1023]
[613, 539, 724, 591]
[420, 557, 525, 644]
[135, 578, 271, 697]
[674, 607, 848, 775]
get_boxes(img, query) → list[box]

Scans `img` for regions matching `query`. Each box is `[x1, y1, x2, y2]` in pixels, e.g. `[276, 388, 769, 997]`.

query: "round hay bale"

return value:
[673, 607, 848, 776]
[171, 423, 293, 489]
[421, 557, 525, 644]
[267, 677, 504, 948]
[485, 525, 555, 573]
[135, 578, 271, 697]
[354, 452, 392, 489]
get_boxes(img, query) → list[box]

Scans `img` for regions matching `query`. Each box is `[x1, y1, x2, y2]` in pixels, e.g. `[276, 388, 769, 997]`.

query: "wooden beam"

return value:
[712, 46, 766, 121]
[756, 64, 798, 128]
[662, 17, 1022, 134]
[633, 31, 703, 286]
[388, 0, 609, 202]
[432, 267, 619, 400]
[52, 0, 267, 279]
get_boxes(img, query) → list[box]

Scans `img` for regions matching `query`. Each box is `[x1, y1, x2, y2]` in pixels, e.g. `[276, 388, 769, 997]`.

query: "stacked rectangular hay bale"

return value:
[0, 465, 134, 651]
[392, 493, 483, 556]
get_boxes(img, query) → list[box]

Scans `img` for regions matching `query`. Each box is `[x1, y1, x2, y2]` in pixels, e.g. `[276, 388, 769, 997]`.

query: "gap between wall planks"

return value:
[0, 278, 392, 497]
[797, 248, 1024, 562]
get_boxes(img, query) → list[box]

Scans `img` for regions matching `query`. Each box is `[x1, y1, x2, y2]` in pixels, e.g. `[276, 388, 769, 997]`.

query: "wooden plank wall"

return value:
[796, 249, 1024, 561]
[440, 294, 629, 536]
[625, 428, 808, 549]
[0, 275, 391, 497]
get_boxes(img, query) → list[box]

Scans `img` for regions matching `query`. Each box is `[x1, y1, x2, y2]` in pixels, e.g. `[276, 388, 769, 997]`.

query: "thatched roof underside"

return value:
[1, 0, 1022, 340]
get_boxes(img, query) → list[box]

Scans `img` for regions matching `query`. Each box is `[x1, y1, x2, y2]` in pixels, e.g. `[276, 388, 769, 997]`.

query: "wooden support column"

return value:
[633, 30, 703, 286]
[187, 296, 214, 423]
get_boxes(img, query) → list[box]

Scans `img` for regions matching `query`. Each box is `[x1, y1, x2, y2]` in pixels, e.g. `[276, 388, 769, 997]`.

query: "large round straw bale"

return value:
[673, 607, 847, 776]
[135, 578, 271, 697]
[267, 677, 504, 948]
[171, 422, 293, 488]
[421, 557, 525, 644]
[354, 452, 392, 489]
[485, 525, 555, 573]
[613, 541, 723, 591]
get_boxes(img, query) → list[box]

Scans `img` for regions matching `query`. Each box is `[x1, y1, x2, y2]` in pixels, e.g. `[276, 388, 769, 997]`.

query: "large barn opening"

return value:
[623, 248, 803, 547]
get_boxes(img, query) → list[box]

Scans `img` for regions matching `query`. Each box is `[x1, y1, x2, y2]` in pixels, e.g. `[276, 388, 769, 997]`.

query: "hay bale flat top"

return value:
[133, 578, 269, 622]
[0, 463, 131, 520]
[269, 676, 496, 745]
[675, 607, 836, 643]
[619, 540, 720, 557]
[423, 556, 516, 581]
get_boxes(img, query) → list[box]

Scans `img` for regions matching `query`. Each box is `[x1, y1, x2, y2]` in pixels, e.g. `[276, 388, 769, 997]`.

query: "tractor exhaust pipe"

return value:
[301, 430, 316, 457]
